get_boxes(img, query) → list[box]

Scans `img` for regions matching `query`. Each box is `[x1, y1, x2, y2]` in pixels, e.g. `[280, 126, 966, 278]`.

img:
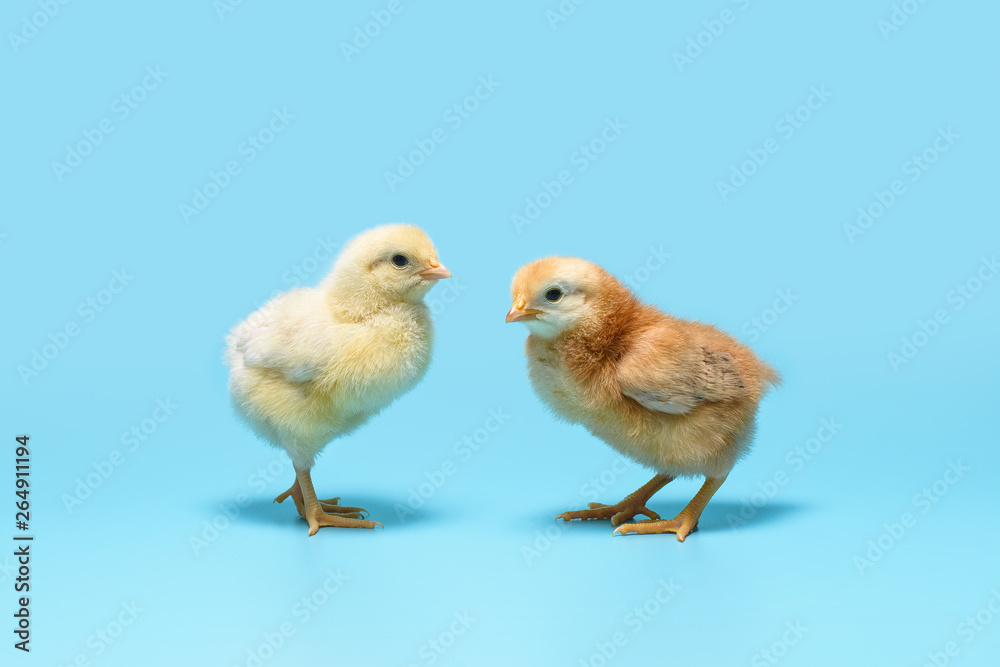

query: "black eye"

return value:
[391, 254, 409, 267]
[545, 288, 563, 302]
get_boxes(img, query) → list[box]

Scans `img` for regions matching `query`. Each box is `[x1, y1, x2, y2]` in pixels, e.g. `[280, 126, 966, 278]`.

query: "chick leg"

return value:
[276, 468, 382, 535]
[274, 482, 369, 519]
[556, 474, 674, 526]
[614, 476, 726, 542]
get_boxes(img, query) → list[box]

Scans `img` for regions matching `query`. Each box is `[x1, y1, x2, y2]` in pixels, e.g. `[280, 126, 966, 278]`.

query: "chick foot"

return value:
[276, 473, 381, 534]
[556, 473, 674, 526]
[613, 476, 726, 542]
[274, 483, 368, 519]
[303, 506, 382, 536]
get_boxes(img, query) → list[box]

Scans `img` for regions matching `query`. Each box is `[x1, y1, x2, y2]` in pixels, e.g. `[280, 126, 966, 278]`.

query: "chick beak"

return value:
[419, 258, 451, 281]
[505, 298, 540, 324]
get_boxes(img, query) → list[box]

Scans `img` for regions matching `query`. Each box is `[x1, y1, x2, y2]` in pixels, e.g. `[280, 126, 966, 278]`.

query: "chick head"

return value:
[506, 256, 622, 338]
[328, 224, 450, 304]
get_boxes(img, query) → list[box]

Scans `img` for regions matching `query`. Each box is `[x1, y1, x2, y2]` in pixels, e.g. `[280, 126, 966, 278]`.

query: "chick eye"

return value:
[544, 288, 563, 302]
[391, 254, 409, 267]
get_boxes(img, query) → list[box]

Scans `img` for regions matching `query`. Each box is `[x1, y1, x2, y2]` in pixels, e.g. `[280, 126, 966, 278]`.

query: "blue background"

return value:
[4, 1, 999, 665]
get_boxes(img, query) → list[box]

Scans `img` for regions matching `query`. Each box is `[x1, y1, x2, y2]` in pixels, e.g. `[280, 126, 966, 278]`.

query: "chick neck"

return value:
[557, 285, 642, 367]
[322, 275, 426, 322]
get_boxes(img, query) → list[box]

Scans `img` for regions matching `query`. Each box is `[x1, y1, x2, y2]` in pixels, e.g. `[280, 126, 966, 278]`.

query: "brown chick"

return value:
[506, 256, 780, 541]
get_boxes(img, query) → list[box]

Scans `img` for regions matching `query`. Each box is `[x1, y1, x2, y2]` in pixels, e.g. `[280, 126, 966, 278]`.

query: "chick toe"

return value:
[305, 510, 383, 536]
[613, 515, 698, 541]
[276, 482, 367, 516]
[274, 483, 307, 518]
[556, 502, 660, 525]
[318, 500, 368, 517]
[557, 473, 673, 526]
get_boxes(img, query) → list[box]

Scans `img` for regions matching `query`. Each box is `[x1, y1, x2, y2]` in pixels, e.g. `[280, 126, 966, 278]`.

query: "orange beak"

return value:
[419, 257, 452, 280]
[505, 298, 540, 323]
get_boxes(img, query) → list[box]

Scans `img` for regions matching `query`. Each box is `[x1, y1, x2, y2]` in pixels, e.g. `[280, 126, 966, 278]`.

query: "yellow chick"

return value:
[506, 256, 779, 541]
[225, 224, 451, 535]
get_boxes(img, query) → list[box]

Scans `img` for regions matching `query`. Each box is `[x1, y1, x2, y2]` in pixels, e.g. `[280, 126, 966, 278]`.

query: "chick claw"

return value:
[556, 501, 661, 527]
[316, 497, 369, 518]
[613, 515, 698, 542]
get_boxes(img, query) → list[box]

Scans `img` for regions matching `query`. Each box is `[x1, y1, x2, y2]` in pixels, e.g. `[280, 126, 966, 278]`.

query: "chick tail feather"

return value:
[760, 361, 782, 391]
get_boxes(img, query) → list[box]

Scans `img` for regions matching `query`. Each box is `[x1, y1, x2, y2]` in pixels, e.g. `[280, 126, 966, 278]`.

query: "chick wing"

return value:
[228, 290, 357, 386]
[617, 328, 748, 415]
